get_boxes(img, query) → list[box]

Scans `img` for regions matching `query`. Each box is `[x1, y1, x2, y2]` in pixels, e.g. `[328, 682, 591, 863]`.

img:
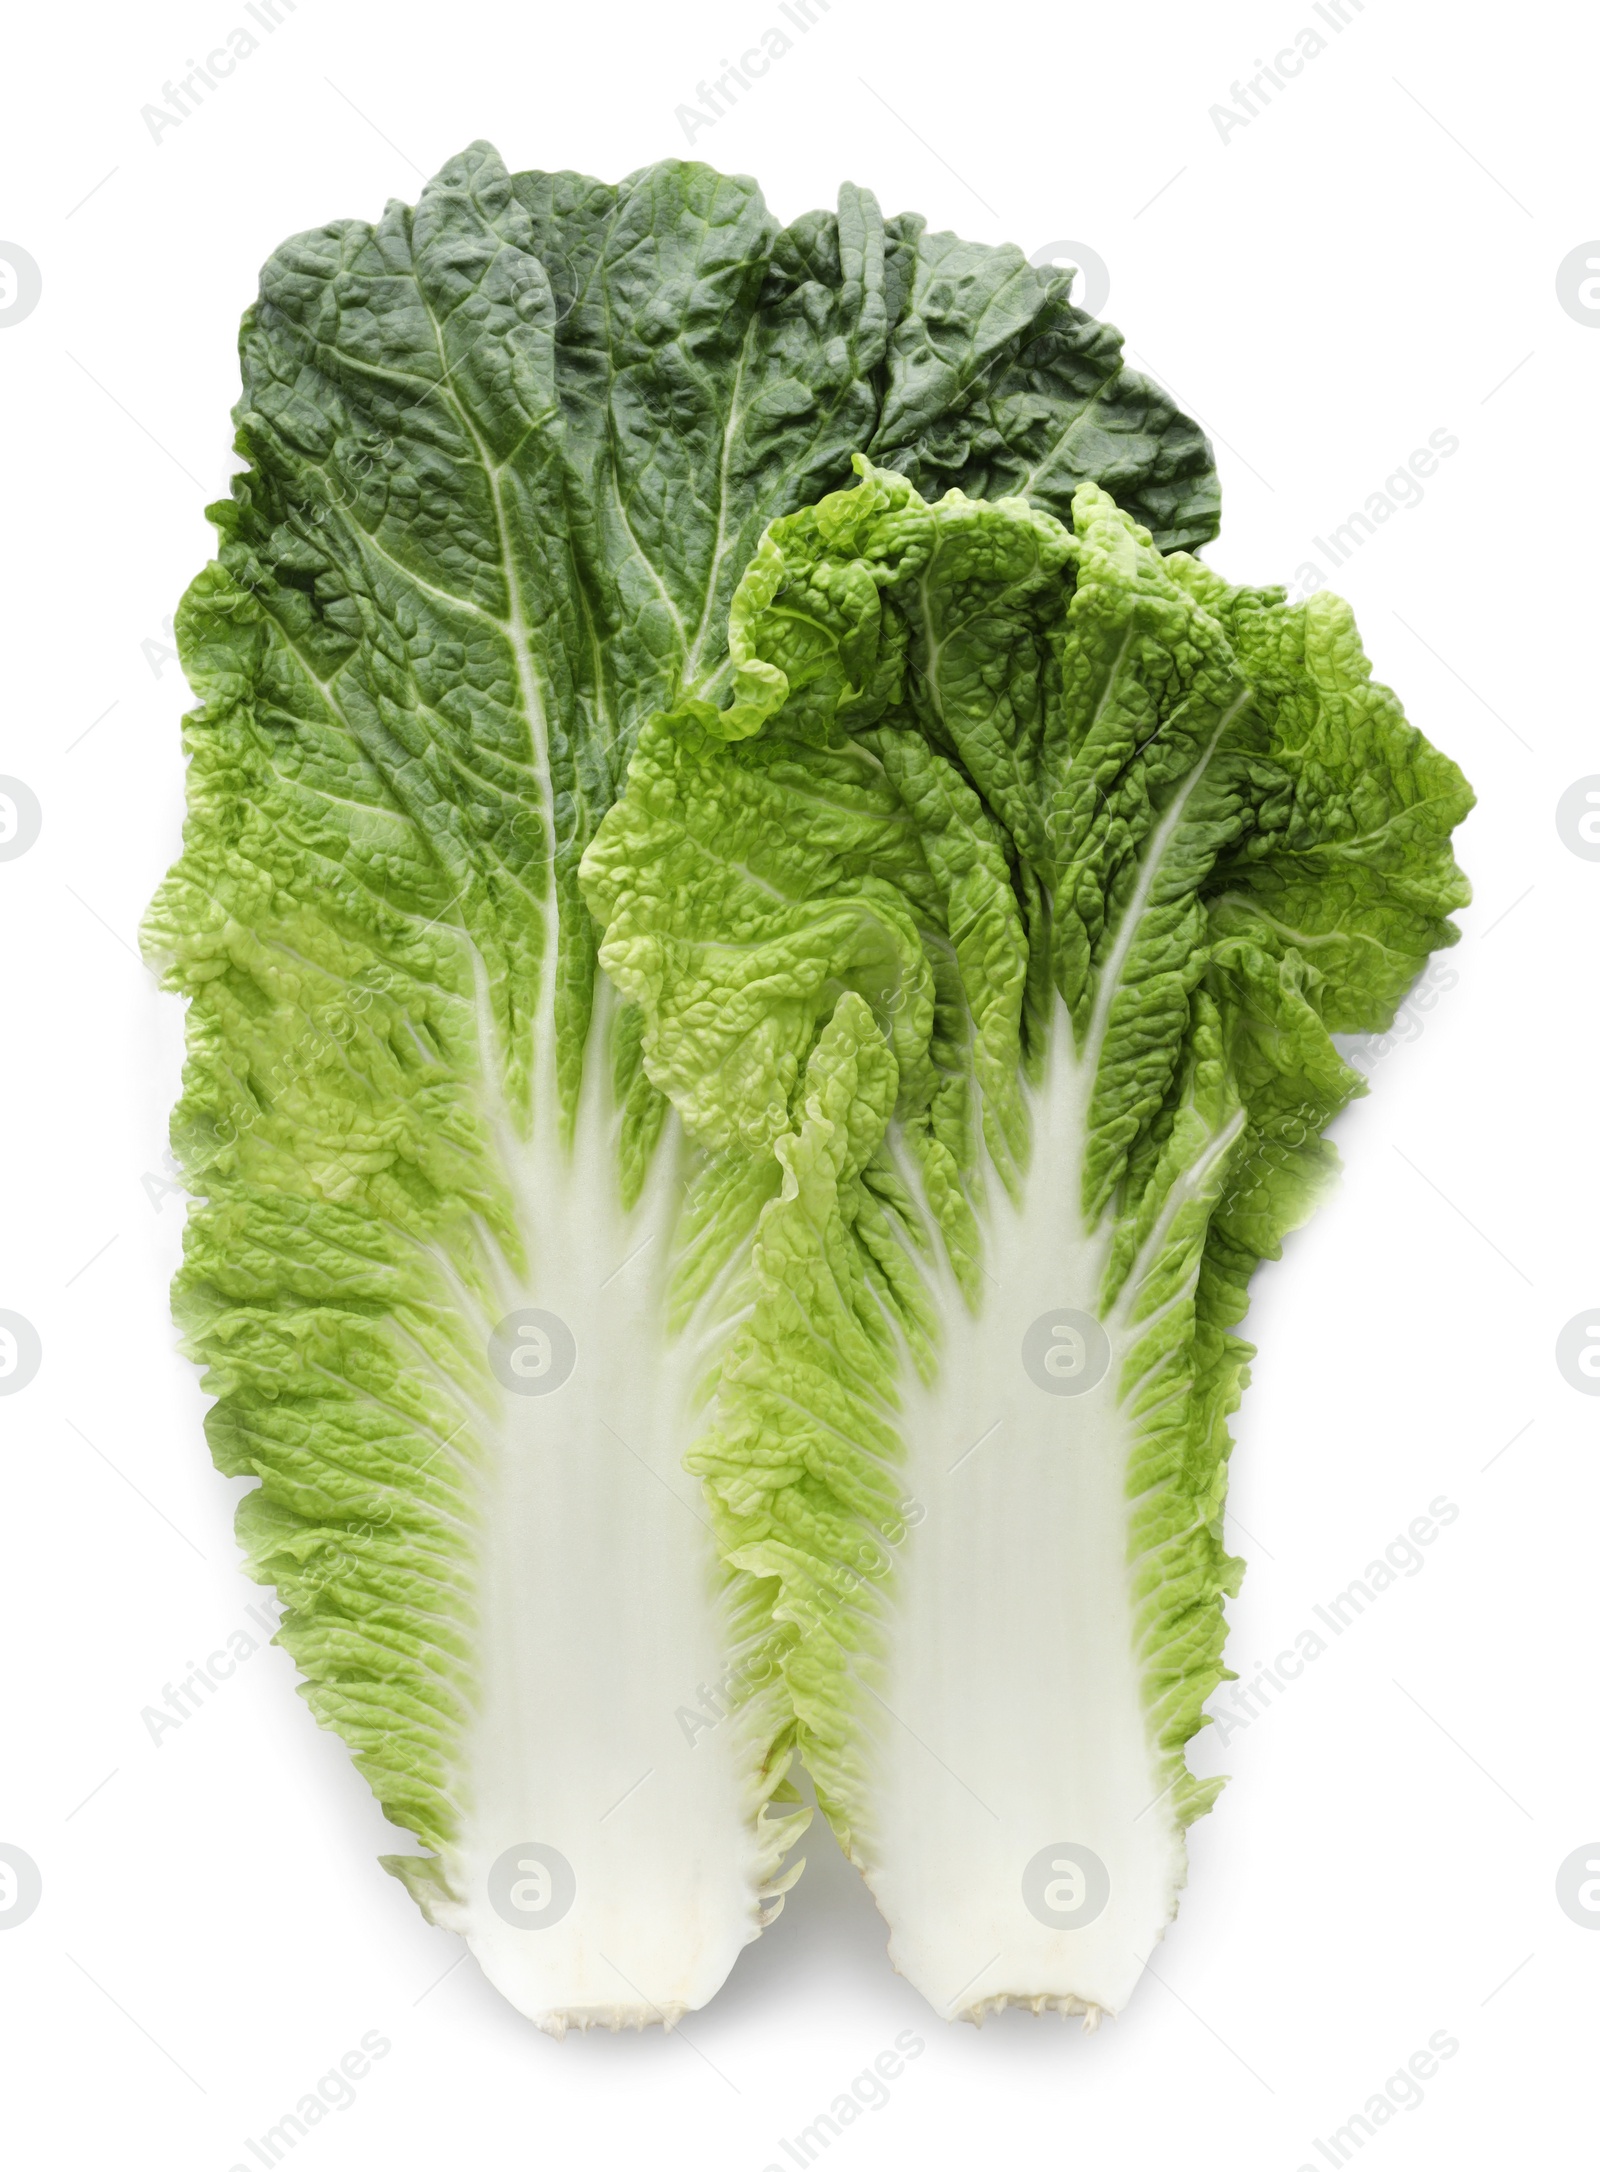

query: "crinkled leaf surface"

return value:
[144, 143, 1221, 2031]
[583, 459, 1471, 2022]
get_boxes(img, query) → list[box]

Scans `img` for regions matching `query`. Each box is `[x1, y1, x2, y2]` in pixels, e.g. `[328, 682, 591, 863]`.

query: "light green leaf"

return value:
[584, 459, 1471, 2023]
[146, 146, 1220, 2031]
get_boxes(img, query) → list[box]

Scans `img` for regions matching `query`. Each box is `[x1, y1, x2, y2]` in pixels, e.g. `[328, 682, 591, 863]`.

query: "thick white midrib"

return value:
[858, 1003, 1192, 2022]
[261, 311, 776, 2024]
[1082, 693, 1250, 1074]
[433, 959, 783, 2031]
[412, 321, 788, 2026]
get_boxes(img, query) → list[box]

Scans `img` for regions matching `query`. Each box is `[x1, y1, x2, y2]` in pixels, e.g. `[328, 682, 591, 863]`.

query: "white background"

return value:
[1, 0, 1594, 2165]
